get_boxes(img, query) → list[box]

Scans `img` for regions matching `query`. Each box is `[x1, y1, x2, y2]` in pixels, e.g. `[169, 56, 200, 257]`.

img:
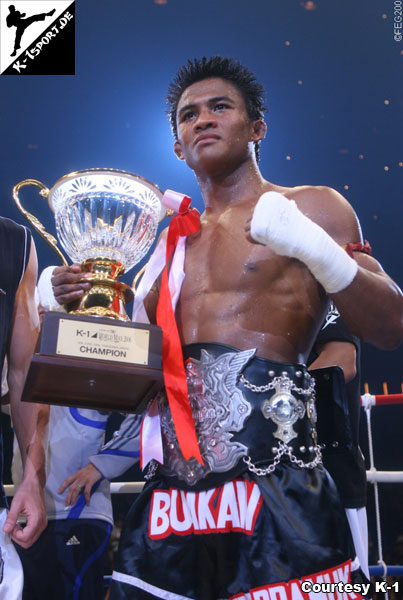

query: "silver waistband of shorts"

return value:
[156, 348, 322, 486]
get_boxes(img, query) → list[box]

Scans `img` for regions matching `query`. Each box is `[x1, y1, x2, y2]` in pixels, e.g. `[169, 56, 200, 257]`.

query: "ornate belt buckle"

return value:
[261, 374, 305, 443]
[160, 349, 255, 485]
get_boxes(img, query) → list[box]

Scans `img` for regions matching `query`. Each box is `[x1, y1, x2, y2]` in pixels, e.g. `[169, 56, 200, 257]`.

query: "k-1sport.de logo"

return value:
[0, 1, 75, 75]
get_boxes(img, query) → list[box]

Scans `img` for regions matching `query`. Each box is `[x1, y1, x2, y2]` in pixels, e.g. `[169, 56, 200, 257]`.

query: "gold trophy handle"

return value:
[13, 179, 68, 266]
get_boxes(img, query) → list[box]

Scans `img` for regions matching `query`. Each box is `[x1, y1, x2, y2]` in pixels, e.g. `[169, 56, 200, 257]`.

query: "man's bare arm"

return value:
[3, 240, 49, 548]
[330, 252, 403, 350]
[308, 341, 357, 383]
[248, 186, 403, 350]
[316, 187, 403, 349]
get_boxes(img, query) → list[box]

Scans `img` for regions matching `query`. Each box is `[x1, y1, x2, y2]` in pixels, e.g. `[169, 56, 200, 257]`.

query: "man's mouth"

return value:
[194, 133, 220, 145]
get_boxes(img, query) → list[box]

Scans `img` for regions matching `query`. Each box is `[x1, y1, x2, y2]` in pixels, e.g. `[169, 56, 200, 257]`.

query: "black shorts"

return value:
[15, 518, 111, 600]
[110, 466, 365, 600]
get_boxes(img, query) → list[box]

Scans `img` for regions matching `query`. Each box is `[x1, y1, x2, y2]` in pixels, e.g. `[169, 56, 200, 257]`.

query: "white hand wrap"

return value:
[250, 191, 358, 294]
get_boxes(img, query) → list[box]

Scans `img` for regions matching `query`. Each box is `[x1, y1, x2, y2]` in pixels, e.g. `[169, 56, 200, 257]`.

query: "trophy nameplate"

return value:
[22, 312, 163, 412]
[55, 317, 150, 365]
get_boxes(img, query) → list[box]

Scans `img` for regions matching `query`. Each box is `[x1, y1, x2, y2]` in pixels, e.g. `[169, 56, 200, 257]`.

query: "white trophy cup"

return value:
[13, 168, 167, 319]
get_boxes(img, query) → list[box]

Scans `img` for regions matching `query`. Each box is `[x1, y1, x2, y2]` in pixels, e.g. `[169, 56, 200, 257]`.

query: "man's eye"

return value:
[214, 103, 228, 111]
[182, 112, 195, 121]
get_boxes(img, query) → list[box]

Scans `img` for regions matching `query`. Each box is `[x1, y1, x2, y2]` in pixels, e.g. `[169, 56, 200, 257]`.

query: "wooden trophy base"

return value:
[22, 311, 164, 413]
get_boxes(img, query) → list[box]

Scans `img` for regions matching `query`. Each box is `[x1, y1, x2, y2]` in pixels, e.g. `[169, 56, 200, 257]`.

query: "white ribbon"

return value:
[135, 236, 187, 469]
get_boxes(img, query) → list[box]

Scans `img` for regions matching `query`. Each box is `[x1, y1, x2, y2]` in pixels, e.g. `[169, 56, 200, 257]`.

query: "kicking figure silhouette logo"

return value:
[6, 4, 55, 56]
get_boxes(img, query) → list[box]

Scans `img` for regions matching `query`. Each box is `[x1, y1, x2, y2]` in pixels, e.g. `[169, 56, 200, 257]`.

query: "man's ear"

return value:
[250, 119, 267, 143]
[173, 140, 185, 161]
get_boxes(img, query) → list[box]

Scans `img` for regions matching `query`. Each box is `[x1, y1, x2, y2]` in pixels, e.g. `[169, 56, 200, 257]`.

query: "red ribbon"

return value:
[111, 263, 123, 315]
[112, 283, 120, 315]
[343, 240, 372, 258]
[156, 196, 203, 465]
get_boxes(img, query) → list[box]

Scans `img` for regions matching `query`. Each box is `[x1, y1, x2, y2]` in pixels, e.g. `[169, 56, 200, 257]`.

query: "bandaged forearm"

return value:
[250, 192, 358, 293]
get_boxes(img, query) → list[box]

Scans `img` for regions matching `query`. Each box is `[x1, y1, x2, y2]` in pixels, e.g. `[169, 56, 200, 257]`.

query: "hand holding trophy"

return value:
[13, 168, 173, 412]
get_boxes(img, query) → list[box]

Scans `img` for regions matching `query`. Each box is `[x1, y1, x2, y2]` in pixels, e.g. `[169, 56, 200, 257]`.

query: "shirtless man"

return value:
[51, 57, 403, 599]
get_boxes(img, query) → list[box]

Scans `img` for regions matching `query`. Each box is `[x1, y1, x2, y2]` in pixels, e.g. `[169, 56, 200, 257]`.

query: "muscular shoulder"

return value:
[270, 183, 363, 246]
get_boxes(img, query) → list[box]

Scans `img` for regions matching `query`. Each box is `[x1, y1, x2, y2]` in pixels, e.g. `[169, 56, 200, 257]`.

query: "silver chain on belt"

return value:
[239, 371, 322, 475]
[239, 373, 315, 396]
[243, 442, 322, 476]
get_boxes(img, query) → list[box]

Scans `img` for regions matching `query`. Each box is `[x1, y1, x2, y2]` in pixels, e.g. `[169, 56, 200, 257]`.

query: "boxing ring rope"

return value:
[4, 474, 403, 493]
[361, 393, 403, 407]
[4, 392, 403, 580]
[361, 391, 403, 585]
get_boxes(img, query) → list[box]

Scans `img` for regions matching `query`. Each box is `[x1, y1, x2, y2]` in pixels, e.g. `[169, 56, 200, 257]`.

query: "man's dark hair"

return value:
[166, 56, 267, 162]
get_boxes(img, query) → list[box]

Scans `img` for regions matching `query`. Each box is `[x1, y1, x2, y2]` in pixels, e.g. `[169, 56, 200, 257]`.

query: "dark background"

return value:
[0, 0, 402, 563]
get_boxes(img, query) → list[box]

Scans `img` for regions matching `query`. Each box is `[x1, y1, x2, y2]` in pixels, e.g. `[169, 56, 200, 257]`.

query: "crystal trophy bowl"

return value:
[13, 168, 166, 320]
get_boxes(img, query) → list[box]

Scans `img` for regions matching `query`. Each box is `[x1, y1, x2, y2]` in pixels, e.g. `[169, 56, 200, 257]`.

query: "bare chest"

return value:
[180, 217, 289, 301]
[174, 207, 327, 360]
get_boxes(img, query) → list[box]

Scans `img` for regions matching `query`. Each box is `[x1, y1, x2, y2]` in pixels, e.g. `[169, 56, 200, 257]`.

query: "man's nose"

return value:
[194, 110, 217, 131]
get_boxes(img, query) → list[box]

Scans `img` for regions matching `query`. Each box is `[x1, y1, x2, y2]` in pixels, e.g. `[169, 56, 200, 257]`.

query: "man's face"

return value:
[173, 77, 265, 176]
